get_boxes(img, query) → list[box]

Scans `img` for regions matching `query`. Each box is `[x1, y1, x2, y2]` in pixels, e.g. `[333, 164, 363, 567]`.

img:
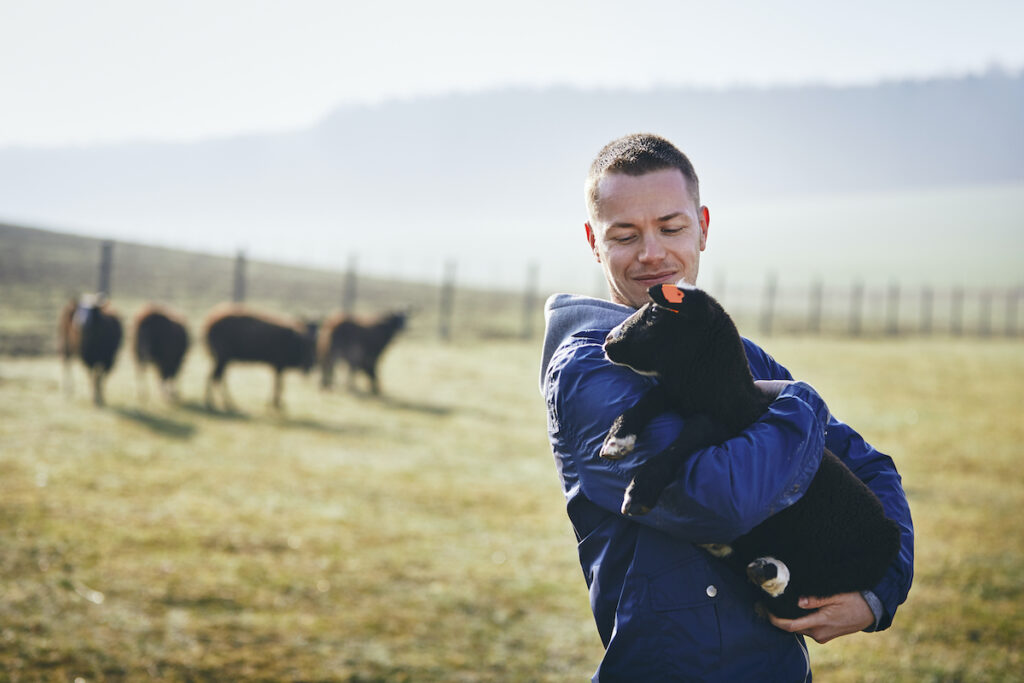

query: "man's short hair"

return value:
[585, 133, 700, 222]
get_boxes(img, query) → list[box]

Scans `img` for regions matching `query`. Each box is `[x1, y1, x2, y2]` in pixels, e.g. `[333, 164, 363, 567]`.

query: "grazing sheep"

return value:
[601, 281, 902, 619]
[203, 305, 318, 411]
[133, 304, 190, 402]
[58, 293, 124, 406]
[318, 311, 406, 395]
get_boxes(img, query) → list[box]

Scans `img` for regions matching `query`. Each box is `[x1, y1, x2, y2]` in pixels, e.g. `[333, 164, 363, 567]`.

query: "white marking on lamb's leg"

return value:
[600, 433, 636, 459]
[748, 556, 791, 597]
[700, 543, 734, 558]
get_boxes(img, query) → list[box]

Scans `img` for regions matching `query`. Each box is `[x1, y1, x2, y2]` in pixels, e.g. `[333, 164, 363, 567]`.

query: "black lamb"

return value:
[203, 304, 318, 411]
[318, 311, 407, 395]
[601, 281, 901, 619]
[58, 293, 124, 406]
[134, 304, 190, 402]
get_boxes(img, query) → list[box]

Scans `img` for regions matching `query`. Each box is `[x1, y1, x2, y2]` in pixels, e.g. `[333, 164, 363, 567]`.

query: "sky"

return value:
[2, 0, 1023, 148]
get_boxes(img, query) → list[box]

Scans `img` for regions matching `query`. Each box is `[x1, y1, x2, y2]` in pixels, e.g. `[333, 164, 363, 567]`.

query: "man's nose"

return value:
[638, 234, 666, 262]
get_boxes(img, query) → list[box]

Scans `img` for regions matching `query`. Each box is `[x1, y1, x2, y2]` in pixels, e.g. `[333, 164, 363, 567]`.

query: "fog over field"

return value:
[1, 73, 1021, 292]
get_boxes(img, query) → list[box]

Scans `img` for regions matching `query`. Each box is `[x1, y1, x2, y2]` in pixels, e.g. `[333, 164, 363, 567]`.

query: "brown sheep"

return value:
[58, 293, 124, 406]
[318, 311, 406, 395]
[133, 304, 190, 402]
[203, 304, 318, 411]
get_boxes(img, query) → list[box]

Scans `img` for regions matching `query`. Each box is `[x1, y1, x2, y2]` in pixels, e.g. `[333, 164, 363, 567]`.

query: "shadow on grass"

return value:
[378, 395, 453, 416]
[111, 407, 197, 439]
[268, 414, 366, 435]
[179, 399, 362, 435]
[178, 400, 253, 422]
[328, 387, 453, 416]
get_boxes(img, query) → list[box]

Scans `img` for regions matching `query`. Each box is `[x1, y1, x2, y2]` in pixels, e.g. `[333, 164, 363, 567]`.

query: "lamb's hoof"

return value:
[620, 482, 653, 516]
[747, 557, 791, 598]
[621, 497, 652, 516]
[700, 543, 734, 558]
[600, 433, 636, 460]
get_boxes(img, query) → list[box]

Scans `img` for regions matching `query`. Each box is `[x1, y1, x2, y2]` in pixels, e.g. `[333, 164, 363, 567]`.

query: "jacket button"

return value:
[706, 585, 718, 598]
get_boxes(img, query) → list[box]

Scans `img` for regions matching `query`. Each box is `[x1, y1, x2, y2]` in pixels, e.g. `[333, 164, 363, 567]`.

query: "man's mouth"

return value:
[633, 272, 677, 286]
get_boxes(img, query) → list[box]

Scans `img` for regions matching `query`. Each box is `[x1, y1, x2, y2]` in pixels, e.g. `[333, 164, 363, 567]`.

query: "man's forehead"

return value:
[595, 168, 697, 221]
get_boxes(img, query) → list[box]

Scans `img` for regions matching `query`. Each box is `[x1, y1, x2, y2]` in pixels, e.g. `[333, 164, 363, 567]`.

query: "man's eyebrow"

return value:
[657, 212, 689, 222]
[607, 212, 690, 229]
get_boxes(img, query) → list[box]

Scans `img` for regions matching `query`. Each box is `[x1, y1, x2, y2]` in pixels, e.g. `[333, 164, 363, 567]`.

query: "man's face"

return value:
[586, 168, 709, 309]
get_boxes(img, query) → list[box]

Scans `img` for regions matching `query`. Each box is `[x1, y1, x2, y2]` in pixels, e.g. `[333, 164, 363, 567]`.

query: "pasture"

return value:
[1, 333, 1021, 682]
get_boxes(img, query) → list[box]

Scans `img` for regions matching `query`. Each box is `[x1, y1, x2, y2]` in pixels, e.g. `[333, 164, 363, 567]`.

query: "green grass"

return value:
[1, 333, 1022, 681]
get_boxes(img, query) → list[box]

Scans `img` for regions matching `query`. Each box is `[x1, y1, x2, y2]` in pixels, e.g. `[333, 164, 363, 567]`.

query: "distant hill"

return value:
[0, 73, 1021, 292]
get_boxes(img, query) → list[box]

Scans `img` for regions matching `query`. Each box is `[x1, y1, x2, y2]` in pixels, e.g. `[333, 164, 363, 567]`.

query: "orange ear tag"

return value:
[660, 284, 685, 304]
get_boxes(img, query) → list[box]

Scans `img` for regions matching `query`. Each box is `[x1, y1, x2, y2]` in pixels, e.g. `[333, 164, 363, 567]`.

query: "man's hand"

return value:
[768, 592, 875, 644]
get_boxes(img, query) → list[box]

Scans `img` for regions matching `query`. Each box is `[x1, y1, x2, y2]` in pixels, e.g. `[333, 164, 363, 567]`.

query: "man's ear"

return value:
[699, 206, 710, 251]
[585, 222, 601, 263]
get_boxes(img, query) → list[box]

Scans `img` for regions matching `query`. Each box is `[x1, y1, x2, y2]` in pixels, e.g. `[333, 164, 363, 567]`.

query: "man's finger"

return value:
[769, 610, 825, 633]
[797, 595, 833, 610]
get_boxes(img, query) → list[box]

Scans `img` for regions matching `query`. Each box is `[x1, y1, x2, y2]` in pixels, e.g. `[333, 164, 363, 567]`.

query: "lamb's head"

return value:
[605, 281, 741, 377]
[73, 293, 108, 329]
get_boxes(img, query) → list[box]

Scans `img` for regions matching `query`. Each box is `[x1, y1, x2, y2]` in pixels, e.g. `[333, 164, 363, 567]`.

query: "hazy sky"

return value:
[2, 0, 1022, 147]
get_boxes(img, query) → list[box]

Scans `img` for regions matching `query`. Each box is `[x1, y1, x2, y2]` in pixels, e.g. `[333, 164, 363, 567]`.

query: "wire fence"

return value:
[711, 275, 1023, 340]
[1, 226, 1021, 357]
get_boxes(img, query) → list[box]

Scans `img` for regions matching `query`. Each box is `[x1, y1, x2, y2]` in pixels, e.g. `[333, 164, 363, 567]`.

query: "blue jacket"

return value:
[540, 294, 914, 682]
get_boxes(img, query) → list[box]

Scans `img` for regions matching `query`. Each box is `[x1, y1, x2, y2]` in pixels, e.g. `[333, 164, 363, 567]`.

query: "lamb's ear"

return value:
[648, 283, 686, 311]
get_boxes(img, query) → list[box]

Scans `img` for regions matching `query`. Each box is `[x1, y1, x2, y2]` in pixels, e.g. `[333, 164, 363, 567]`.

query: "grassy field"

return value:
[1, 334, 1022, 681]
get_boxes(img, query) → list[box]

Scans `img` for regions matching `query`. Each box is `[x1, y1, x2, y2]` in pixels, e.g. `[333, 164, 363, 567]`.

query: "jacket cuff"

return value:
[860, 590, 884, 632]
[777, 381, 830, 426]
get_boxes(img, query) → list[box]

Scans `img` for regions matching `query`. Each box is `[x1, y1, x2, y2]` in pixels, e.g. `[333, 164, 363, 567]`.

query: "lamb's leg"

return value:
[205, 364, 220, 409]
[368, 364, 380, 395]
[600, 386, 669, 459]
[136, 362, 149, 403]
[271, 369, 283, 410]
[621, 413, 725, 515]
[91, 367, 105, 407]
[320, 354, 335, 390]
[62, 356, 74, 397]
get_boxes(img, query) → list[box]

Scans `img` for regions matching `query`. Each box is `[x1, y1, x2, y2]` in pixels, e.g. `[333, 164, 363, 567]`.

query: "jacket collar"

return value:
[539, 293, 634, 393]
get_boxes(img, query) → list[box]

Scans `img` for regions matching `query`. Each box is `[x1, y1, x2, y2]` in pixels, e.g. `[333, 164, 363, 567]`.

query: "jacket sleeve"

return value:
[547, 337, 828, 544]
[745, 341, 915, 631]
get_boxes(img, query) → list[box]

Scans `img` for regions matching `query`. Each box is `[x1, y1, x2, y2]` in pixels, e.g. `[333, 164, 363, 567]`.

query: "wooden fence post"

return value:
[760, 272, 777, 336]
[522, 262, 539, 340]
[849, 282, 864, 337]
[886, 281, 900, 336]
[1007, 287, 1021, 337]
[979, 290, 993, 337]
[808, 278, 823, 334]
[439, 260, 456, 342]
[951, 287, 964, 336]
[97, 240, 114, 295]
[920, 287, 934, 336]
[232, 250, 247, 303]
[342, 254, 358, 315]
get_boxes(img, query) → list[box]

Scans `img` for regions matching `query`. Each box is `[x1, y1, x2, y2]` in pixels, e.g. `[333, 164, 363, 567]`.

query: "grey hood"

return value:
[539, 293, 635, 394]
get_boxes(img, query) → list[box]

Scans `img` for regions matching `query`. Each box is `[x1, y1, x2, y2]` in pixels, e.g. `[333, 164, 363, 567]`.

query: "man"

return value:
[540, 133, 913, 681]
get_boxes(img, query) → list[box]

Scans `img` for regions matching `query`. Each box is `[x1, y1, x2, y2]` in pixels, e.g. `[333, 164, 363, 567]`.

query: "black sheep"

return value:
[601, 281, 901, 619]
[203, 305, 318, 411]
[58, 293, 124, 406]
[318, 311, 406, 395]
[133, 304, 190, 402]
